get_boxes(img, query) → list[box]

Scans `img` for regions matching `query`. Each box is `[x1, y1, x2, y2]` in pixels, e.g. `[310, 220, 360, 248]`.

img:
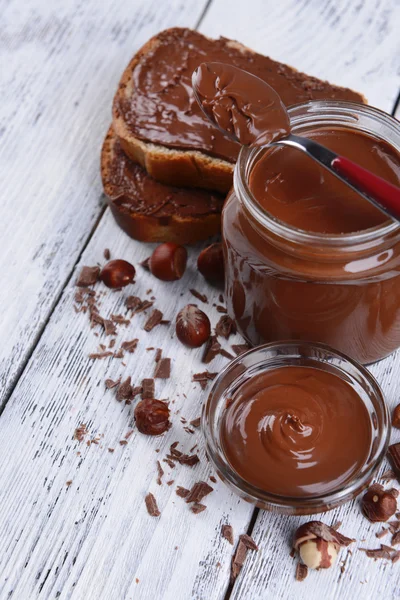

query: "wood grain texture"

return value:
[200, 0, 400, 111]
[1, 1, 400, 599]
[0, 212, 253, 599]
[0, 0, 208, 409]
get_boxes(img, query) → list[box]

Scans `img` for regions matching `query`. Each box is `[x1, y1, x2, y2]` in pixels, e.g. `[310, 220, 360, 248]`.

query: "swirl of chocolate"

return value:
[192, 62, 290, 146]
[220, 366, 371, 497]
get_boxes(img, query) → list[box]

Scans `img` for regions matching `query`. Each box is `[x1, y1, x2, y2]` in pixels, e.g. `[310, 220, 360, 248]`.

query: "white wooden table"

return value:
[1, 1, 400, 598]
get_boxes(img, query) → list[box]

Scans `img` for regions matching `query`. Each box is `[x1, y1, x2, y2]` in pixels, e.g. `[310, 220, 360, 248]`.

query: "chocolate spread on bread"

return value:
[115, 29, 364, 162]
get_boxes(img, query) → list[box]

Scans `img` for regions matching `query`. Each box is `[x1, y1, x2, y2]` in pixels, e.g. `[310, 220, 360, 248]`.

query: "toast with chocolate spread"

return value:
[101, 126, 224, 243]
[113, 28, 365, 193]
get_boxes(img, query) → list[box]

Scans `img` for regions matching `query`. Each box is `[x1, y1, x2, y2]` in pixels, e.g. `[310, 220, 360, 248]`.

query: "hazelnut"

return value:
[293, 521, 354, 570]
[197, 243, 225, 286]
[100, 260, 135, 288]
[134, 399, 171, 435]
[361, 484, 398, 522]
[176, 304, 211, 348]
[149, 243, 187, 281]
[392, 404, 400, 429]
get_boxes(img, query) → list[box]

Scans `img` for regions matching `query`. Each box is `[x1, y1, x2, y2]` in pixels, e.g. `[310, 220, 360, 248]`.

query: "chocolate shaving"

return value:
[239, 534, 258, 551]
[141, 379, 155, 399]
[376, 528, 389, 539]
[189, 289, 208, 303]
[185, 481, 213, 503]
[231, 344, 250, 356]
[388, 443, 400, 483]
[220, 348, 235, 360]
[89, 351, 113, 360]
[108, 338, 116, 349]
[103, 319, 117, 336]
[126, 296, 154, 314]
[231, 540, 248, 582]
[190, 417, 201, 428]
[144, 309, 165, 332]
[392, 531, 400, 546]
[380, 469, 396, 481]
[192, 371, 218, 390]
[121, 339, 139, 353]
[155, 348, 162, 363]
[222, 524, 234, 545]
[202, 335, 222, 364]
[360, 545, 394, 560]
[156, 460, 164, 485]
[111, 314, 130, 326]
[294, 521, 354, 549]
[216, 305, 227, 313]
[295, 563, 308, 582]
[210, 476, 217, 483]
[215, 315, 236, 339]
[154, 358, 171, 379]
[103, 248, 111, 260]
[105, 378, 120, 389]
[176, 486, 190, 498]
[76, 266, 100, 287]
[191, 503, 206, 514]
[145, 493, 160, 517]
[116, 377, 133, 401]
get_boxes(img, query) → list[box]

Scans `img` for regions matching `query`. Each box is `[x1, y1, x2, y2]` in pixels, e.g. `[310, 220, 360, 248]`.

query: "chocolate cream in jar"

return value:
[222, 101, 400, 364]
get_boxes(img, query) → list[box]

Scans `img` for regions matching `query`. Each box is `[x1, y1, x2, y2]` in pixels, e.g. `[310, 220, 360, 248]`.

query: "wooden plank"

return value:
[0, 211, 254, 599]
[0, 0, 209, 409]
[199, 0, 400, 111]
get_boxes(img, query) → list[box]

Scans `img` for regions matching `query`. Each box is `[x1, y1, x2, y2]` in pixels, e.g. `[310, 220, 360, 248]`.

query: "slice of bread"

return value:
[101, 126, 224, 244]
[113, 28, 365, 193]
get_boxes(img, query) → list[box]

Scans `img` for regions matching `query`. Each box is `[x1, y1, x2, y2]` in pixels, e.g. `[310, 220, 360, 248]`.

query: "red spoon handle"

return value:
[332, 155, 400, 220]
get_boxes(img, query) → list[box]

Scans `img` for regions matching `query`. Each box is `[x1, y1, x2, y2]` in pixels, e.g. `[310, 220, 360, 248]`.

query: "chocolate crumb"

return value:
[215, 315, 236, 339]
[103, 248, 111, 260]
[185, 481, 213, 503]
[111, 314, 130, 326]
[156, 460, 164, 485]
[190, 289, 208, 303]
[145, 493, 160, 517]
[176, 486, 190, 499]
[141, 379, 155, 399]
[108, 338, 116, 349]
[73, 423, 88, 442]
[121, 339, 139, 353]
[119, 440, 128, 446]
[191, 502, 207, 514]
[66, 480, 72, 487]
[154, 358, 171, 379]
[116, 377, 133, 401]
[89, 351, 114, 360]
[216, 305, 227, 313]
[295, 563, 308, 582]
[76, 266, 100, 287]
[166, 480, 174, 486]
[108, 448, 115, 453]
[105, 378, 120, 389]
[183, 426, 195, 434]
[190, 418, 201, 428]
[103, 319, 117, 336]
[125, 430, 134, 440]
[155, 348, 162, 363]
[144, 309, 165, 332]
[222, 524, 234, 545]
[210, 476, 217, 484]
[376, 528, 389, 539]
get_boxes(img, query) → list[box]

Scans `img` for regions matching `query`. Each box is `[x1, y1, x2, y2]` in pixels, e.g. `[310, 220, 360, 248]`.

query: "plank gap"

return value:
[194, 0, 214, 29]
[391, 87, 400, 117]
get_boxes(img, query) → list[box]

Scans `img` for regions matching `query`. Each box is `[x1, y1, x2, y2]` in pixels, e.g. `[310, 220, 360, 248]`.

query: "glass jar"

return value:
[222, 101, 400, 364]
[202, 341, 390, 515]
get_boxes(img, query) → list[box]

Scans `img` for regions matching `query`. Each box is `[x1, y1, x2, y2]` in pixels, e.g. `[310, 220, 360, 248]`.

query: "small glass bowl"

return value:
[202, 341, 390, 515]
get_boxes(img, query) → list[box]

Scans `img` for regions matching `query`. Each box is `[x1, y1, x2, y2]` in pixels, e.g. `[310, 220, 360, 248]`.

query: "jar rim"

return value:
[235, 100, 400, 249]
[202, 340, 390, 514]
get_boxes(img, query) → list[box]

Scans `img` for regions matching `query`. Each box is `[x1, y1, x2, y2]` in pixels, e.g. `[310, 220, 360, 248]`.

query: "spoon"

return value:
[192, 62, 400, 223]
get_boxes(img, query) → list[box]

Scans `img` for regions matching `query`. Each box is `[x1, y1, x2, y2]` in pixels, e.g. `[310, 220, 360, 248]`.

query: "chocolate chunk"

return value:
[154, 358, 171, 379]
[202, 335, 221, 364]
[190, 417, 201, 428]
[359, 544, 396, 560]
[185, 481, 213, 503]
[76, 266, 100, 287]
[231, 343, 250, 356]
[215, 315, 236, 339]
[189, 289, 208, 303]
[376, 528, 389, 539]
[191, 502, 206, 514]
[103, 319, 117, 336]
[141, 378, 155, 399]
[156, 460, 164, 485]
[88, 351, 114, 360]
[126, 295, 154, 314]
[105, 378, 120, 389]
[144, 309, 165, 331]
[108, 338, 116, 349]
[388, 443, 400, 482]
[222, 524, 234, 545]
[111, 314, 130, 325]
[176, 454, 200, 467]
[295, 563, 308, 582]
[103, 248, 111, 260]
[231, 540, 248, 581]
[176, 486, 190, 498]
[392, 531, 400, 546]
[116, 377, 133, 401]
[121, 339, 139, 353]
[145, 492, 160, 517]
[192, 371, 218, 390]
[239, 534, 258, 551]
[154, 348, 162, 363]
